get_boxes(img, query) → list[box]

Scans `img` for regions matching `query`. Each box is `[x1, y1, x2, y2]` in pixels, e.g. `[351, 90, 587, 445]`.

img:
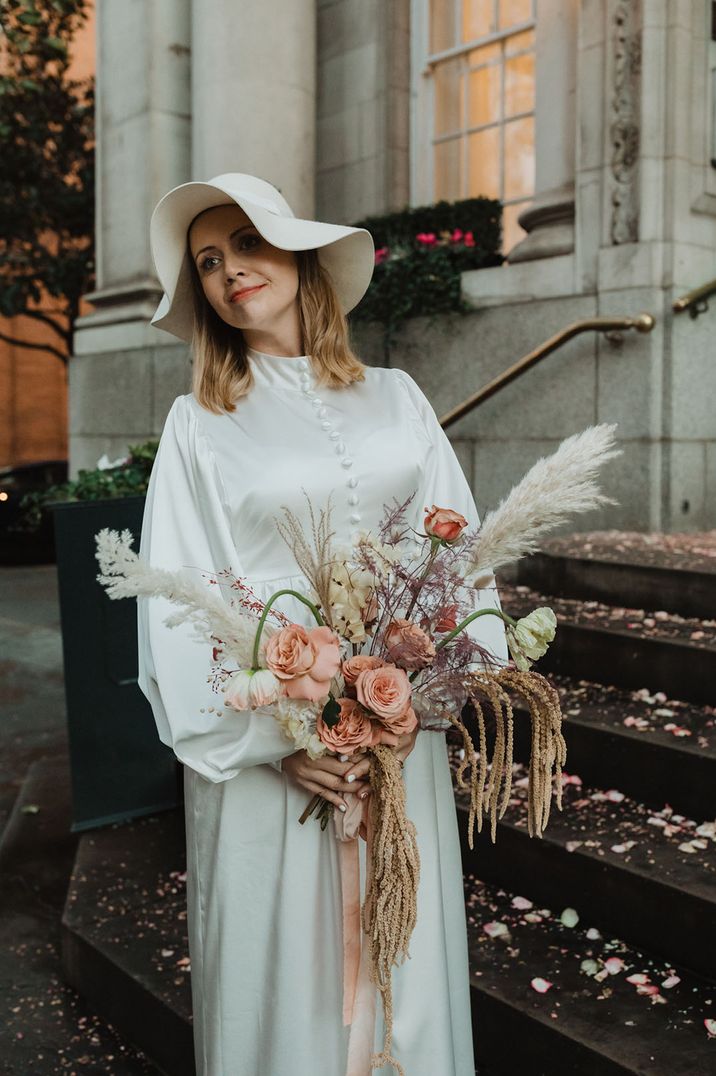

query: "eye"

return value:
[236, 232, 260, 250]
[199, 254, 220, 272]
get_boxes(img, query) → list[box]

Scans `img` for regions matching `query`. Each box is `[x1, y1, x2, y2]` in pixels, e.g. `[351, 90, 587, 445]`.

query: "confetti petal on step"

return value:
[611, 841, 637, 853]
[566, 840, 583, 852]
[647, 816, 667, 827]
[483, 921, 509, 938]
[511, 896, 533, 910]
[586, 928, 602, 940]
[661, 975, 681, 989]
[637, 984, 661, 996]
[653, 708, 675, 717]
[580, 959, 599, 976]
[560, 907, 579, 928]
[530, 977, 553, 993]
[605, 789, 625, 802]
[678, 841, 699, 853]
[604, 957, 625, 975]
[705, 1018, 716, 1038]
[523, 912, 543, 923]
[626, 973, 649, 985]
[696, 822, 715, 839]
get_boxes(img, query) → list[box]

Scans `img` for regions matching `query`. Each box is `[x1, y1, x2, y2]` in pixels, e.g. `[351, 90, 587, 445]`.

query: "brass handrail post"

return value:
[672, 279, 716, 318]
[439, 313, 655, 430]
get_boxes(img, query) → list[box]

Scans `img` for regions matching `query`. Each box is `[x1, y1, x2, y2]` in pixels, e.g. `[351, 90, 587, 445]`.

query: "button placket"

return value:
[300, 359, 360, 542]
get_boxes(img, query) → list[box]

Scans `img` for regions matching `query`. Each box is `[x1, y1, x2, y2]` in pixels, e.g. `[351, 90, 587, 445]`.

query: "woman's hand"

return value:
[343, 725, 420, 790]
[282, 750, 370, 812]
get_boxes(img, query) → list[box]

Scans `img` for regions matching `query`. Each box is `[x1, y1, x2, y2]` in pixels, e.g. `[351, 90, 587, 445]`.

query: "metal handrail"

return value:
[672, 278, 716, 318]
[439, 313, 655, 429]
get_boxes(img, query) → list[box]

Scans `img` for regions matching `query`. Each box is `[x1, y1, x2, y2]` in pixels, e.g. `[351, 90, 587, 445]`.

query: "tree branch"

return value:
[16, 307, 72, 343]
[0, 329, 67, 364]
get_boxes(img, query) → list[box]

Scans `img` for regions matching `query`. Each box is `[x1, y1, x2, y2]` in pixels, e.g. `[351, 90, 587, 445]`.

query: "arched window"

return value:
[412, 0, 536, 254]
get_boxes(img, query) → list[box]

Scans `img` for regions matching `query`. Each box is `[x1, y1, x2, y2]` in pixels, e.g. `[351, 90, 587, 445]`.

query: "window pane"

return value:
[434, 138, 463, 201]
[502, 200, 529, 254]
[504, 50, 534, 116]
[498, 0, 532, 30]
[434, 56, 464, 137]
[467, 125, 501, 199]
[505, 28, 534, 54]
[468, 61, 501, 127]
[462, 0, 495, 42]
[430, 0, 456, 53]
[503, 116, 534, 199]
[467, 42, 500, 66]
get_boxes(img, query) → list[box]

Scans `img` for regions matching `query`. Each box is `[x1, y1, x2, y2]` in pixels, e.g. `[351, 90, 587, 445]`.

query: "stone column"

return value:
[507, 0, 578, 262]
[73, 0, 192, 354]
[191, 0, 317, 217]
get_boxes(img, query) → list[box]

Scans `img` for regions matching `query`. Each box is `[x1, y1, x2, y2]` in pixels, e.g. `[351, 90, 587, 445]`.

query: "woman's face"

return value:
[188, 203, 300, 336]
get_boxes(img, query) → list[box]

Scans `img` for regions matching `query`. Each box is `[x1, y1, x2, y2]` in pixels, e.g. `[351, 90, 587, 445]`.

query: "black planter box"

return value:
[52, 495, 182, 832]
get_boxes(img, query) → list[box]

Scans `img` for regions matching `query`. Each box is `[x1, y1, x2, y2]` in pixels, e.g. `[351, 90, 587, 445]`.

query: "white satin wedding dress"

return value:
[137, 346, 508, 1076]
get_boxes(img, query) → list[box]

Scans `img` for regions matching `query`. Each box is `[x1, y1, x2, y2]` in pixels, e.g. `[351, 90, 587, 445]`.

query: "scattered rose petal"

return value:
[611, 841, 637, 854]
[511, 896, 533, 910]
[604, 958, 625, 975]
[483, 921, 509, 938]
[523, 912, 543, 923]
[605, 789, 625, 802]
[637, 984, 661, 996]
[705, 1018, 716, 1038]
[661, 975, 681, 989]
[696, 822, 715, 839]
[626, 973, 649, 985]
[531, 977, 553, 993]
[560, 907, 579, 928]
[580, 959, 599, 975]
[586, 928, 601, 940]
[566, 840, 583, 852]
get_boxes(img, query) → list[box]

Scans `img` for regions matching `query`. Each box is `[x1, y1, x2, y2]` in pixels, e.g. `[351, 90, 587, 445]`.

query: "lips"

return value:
[230, 284, 266, 303]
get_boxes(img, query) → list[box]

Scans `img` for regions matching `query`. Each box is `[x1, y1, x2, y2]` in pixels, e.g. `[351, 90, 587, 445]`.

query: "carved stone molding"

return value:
[609, 0, 642, 244]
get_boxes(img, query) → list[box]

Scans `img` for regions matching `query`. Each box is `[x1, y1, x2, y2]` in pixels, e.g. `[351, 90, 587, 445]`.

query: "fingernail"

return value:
[339, 754, 349, 762]
[347, 774, 356, 783]
[339, 803, 347, 812]
[359, 790, 367, 800]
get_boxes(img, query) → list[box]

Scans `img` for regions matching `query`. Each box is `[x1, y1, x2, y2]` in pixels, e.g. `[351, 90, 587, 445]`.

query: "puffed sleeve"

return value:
[394, 368, 509, 673]
[136, 394, 298, 783]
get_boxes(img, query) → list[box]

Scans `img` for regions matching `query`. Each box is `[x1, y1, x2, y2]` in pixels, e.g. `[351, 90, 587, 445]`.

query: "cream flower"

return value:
[328, 557, 378, 643]
[506, 607, 557, 670]
[224, 667, 280, 711]
[274, 697, 327, 758]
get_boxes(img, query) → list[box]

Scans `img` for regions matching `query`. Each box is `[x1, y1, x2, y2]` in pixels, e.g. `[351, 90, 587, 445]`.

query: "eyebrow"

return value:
[193, 225, 256, 261]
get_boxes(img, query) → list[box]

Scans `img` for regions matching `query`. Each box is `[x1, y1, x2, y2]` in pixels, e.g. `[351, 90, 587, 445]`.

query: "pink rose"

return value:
[380, 704, 418, 738]
[384, 618, 436, 670]
[423, 505, 468, 542]
[341, 653, 386, 687]
[265, 623, 341, 702]
[316, 697, 378, 753]
[355, 665, 412, 724]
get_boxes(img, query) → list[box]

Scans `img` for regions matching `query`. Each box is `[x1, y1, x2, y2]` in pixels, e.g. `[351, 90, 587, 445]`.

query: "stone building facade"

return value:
[72, 1, 716, 531]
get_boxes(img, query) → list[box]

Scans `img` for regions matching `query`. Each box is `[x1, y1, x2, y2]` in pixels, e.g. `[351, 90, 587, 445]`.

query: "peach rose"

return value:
[384, 618, 436, 670]
[355, 665, 412, 723]
[341, 653, 386, 687]
[380, 704, 418, 738]
[265, 623, 341, 702]
[316, 697, 378, 753]
[424, 505, 468, 542]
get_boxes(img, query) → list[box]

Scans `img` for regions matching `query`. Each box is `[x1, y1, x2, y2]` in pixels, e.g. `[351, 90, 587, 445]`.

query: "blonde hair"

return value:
[187, 238, 368, 414]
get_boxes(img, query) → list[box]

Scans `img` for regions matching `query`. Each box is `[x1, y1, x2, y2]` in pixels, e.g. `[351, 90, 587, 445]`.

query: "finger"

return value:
[305, 768, 369, 796]
[344, 760, 371, 781]
[301, 779, 347, 813]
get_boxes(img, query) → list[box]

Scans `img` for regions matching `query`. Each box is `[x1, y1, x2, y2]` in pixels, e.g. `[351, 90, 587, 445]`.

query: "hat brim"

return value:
[149, 179, 375, 344]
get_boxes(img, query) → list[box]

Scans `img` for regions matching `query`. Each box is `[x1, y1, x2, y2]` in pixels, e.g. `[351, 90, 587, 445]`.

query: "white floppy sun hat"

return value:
[149, 172, 376, 344]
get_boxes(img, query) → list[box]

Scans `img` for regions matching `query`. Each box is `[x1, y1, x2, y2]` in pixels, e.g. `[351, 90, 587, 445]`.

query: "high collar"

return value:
[246, 346, 313, 391]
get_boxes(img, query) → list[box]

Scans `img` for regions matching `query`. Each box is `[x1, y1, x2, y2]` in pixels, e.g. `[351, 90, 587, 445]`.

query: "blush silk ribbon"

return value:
[334, 791, 376, 1076]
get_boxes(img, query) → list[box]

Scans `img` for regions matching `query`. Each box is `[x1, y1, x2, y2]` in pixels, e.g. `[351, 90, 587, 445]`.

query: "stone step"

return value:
[515, 550, 716, 620]
[454, 756, 716, 982]
[465, 871, 716, 1076]
[500, 583, 716, 706]
[61, 807, 193, 1076]
[504, 674, 716, 820]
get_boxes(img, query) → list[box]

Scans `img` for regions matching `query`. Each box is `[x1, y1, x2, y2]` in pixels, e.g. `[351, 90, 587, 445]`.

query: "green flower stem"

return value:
[251, 589, 325, 669]
[408, 607, 517, 682]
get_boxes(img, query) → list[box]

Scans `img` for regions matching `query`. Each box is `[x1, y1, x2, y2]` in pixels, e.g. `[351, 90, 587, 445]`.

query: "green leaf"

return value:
[321, 695, 341, 729]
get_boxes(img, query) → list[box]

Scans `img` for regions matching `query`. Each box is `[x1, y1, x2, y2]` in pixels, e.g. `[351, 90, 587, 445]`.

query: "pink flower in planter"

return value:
[451, 228, 464, 242]
[375, 246, 390, 265]
[416, 232, 437, 246]
[463, 231, 476, 247]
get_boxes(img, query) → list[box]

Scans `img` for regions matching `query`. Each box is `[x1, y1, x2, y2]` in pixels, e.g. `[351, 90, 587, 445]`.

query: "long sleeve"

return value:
[394, 368, 509, 673]
[136, 394, 299, 783]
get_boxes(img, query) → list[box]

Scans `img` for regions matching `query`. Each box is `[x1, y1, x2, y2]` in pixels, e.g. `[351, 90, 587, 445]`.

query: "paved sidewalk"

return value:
[0, 564, 163, 1075]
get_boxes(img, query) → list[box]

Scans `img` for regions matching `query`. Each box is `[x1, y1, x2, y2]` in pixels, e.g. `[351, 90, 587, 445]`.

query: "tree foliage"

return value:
[0, 0, 94, 363]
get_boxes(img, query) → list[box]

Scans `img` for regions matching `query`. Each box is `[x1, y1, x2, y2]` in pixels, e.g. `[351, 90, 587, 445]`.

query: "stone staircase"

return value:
[458, 545, 716, 1074]
[19, 541, 714, 1075]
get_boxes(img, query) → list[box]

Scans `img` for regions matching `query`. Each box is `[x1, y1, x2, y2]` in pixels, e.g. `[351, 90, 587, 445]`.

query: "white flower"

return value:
[274, 697, 327, 756]
[506, 607, 557, 670]
[224, 667, 280, 711]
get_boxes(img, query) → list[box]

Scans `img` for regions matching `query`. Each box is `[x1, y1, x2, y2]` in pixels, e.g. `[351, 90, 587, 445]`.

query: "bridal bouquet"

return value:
[95, 422, 620, 1076]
